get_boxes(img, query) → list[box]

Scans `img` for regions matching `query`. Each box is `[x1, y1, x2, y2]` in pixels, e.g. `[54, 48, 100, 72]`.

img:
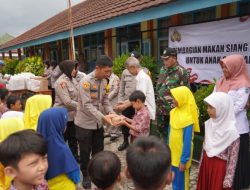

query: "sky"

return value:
[0, 0, 83, 37]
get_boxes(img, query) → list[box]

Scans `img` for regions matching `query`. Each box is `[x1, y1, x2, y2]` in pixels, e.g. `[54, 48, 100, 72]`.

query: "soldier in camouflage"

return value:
[155, 48, 190, 138]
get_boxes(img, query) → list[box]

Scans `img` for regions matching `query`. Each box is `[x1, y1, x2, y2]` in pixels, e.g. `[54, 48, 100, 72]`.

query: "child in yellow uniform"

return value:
[168, 86, 200, 190]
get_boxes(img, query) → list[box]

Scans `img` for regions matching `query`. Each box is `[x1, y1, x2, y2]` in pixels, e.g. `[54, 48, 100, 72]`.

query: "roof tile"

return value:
[1, 0, 172, 49]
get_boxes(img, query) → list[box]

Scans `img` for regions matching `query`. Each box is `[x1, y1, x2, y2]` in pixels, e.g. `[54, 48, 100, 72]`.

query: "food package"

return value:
[7, 73, 35, 90]
[27, 77, 48, 91]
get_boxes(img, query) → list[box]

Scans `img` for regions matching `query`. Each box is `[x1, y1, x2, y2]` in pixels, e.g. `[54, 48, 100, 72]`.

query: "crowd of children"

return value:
[0, 53, 249, 190]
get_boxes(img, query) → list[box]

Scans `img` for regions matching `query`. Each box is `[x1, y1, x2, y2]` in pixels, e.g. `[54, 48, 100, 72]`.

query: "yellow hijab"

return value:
[24, 95, 52, 130]
[0, 118, 25, 190]
[170, 86, 200, 132]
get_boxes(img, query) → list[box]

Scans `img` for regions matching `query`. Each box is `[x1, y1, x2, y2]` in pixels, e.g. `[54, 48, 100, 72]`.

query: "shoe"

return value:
[118, 142, 129, 151]
[104, 133, 111, 138]
[127, 180, 135, 189]
[82, 171, 91, 189]
[82, 176, 91, 189]
[110, 136, 118, 141]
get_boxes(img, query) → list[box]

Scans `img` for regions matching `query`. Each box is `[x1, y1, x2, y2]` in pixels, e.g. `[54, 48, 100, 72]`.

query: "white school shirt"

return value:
[135, 69, 156, 120]
[1, 111, 24, 119]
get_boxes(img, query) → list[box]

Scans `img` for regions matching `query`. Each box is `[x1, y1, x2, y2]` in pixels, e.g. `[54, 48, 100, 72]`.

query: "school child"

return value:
[1, 95, 23, 119]
[126, 136, 173, 190]
[88, 151, 121, 190]
[24, 95, 52, 130]
[0, 118, 25, 190]
[197, 92, 240, 190]
[37, 107, 80, 190]
[0, 88, 9, 118]
[116, 90, 150, 142]
[168, 86, 200, 190]
[0, 129, 48, 190]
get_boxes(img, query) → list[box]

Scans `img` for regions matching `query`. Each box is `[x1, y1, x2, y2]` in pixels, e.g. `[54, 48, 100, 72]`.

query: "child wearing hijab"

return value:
[215, 54, 250, 190]
[197, 92, 240, 190]
[37, 108, 80, 190]
[167, 86, 200, 190]
[23, 95, 52, 130]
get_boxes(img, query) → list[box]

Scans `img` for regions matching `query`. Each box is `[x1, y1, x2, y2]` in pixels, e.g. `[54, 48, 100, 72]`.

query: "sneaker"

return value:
[104, 133, 111, 138]
[82, 171, 91, 189]
[127, 180, 135, 189]
[118, 142, 129, 151]
[110, 134, 119, 141]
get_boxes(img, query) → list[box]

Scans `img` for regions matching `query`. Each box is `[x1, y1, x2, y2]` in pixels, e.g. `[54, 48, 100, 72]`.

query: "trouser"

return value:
[64, 121, 78, 158]
[121, 106, 135, 142]
[172, 166, 190, 190]
[106, 124, 120, 136]
[155, 115, 170, 139]
[75, 126, 104, 172]
[51, 88, 56, 105]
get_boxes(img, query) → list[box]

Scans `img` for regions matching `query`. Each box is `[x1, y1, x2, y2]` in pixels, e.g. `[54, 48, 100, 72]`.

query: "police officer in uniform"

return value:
[54, 60, 79, 161]
[116, 56, 137, 151]
[74, 55, 115, 189]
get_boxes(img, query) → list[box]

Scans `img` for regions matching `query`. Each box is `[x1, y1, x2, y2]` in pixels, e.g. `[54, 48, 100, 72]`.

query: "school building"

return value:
[0, 0, 249, 72]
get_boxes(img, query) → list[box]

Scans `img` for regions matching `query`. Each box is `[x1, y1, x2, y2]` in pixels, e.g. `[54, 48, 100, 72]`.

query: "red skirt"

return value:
[197, 151, 231, 190]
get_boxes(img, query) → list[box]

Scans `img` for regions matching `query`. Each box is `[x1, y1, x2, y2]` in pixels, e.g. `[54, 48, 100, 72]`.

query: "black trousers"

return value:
[51, 88, 56, 105]
[121, 106, 135, 140]
[64, 121, 78, 158]
[75, 125, 104, 172]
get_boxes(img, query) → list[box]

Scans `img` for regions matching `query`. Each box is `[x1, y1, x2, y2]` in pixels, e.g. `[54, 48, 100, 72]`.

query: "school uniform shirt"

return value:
[74, 71, 114, 129]
[1, 111, 23, 119]
[54, 74, 78, 122]
[130, 106, 150, 137]
[10, 180, 48, 190]
[118, 69, 137, 102]
[135, 69, 156, 120]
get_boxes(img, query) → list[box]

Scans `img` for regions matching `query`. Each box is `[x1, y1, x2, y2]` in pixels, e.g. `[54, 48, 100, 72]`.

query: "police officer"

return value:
[54, 60, 79, 160]
[155, 48, 190, 139]
[105, 72, 120, 141]
[74, 55, 115, 189]
[116, 54, 137, 151]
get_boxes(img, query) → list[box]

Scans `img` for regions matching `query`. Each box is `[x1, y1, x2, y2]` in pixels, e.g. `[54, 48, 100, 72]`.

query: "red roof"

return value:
[0, 0, 172, 49]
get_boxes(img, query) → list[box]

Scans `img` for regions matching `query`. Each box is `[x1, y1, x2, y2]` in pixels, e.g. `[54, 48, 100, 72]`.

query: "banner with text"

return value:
[169, 16, 250, 83]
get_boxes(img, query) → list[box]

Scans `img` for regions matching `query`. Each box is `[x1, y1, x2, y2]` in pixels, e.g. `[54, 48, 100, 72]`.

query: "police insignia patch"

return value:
[60, 82, 66, 89]
[83, 82, 90, 90]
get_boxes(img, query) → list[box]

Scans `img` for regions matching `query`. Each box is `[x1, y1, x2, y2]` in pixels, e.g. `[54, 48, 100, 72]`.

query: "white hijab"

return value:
[204, 92, 239, 157]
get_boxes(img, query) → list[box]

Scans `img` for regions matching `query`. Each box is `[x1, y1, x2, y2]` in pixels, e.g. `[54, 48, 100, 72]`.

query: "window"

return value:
[158, 39, 168, 59]
[238, 1, 250, 15]
[61, 39, 69, 60]
[116, 24, 141, 56]
[143, 40, 151, 56]
[182, 13, 193, 24]
[182, 7, 216, 24]
[50, 42, 59, 61]
[82, 32, 104, 72]
[158, 18, 171, 38]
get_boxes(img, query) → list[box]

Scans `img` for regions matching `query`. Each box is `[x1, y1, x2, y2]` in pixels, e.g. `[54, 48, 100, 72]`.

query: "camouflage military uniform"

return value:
[155, 63, 189, 138]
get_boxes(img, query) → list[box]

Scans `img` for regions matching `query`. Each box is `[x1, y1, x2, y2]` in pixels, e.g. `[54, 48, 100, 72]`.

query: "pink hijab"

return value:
[216, 54, 250, 92]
